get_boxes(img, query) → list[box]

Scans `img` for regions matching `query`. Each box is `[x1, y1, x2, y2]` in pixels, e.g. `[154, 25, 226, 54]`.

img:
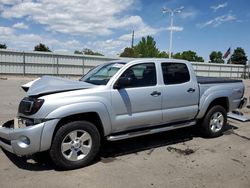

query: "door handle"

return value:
[150, 91, 161, 96]
[187, 88, 195, 93]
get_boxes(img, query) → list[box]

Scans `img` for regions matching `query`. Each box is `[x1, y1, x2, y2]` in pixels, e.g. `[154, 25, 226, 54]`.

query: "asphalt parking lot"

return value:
[0, 76, 250, 188]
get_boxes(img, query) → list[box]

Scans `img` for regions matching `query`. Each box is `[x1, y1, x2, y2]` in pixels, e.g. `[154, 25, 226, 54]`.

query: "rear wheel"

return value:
[50, 121, 100, 170]
[201, 105, 227, 138]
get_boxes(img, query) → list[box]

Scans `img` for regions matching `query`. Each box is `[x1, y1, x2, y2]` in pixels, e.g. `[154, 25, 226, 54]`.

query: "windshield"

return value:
[80, 62, 125, 85]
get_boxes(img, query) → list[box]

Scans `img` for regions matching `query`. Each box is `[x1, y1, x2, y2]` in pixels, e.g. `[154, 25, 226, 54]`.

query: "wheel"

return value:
[201, 105, 227, 138]
[49, 121, 100, 170]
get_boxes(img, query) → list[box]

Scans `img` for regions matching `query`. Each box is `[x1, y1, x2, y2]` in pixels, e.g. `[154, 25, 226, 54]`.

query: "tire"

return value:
[200, 105, 227, 138]
[49, 121, 101, 170]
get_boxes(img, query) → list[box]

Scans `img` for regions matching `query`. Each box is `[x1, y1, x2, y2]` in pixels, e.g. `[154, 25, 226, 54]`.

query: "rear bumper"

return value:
[0, 119, 58, 156]
[238, 97, 247, 109]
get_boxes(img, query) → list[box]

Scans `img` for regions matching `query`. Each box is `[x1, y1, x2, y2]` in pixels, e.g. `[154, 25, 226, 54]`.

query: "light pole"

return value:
[162, 6, 184, 58]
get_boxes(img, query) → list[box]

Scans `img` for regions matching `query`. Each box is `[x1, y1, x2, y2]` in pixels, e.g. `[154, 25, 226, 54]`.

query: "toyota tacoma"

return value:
[0, 59, 247, 169]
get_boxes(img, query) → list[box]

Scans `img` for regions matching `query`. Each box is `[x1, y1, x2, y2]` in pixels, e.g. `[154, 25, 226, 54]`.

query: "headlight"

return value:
[15, 117, 45, 128]
[18, 97, 44, 115]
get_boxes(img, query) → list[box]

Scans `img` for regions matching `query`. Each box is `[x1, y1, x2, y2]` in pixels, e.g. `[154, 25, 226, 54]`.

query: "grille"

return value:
[0, 137, 11, 145]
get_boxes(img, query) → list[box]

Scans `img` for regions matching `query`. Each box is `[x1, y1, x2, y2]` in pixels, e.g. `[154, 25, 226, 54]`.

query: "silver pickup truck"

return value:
[0, 59, 247, 169]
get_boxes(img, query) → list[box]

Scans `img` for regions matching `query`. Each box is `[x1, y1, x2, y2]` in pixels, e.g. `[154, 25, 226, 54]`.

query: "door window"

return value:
[121, 63, 156, 88]
[161, 63, 190, 85]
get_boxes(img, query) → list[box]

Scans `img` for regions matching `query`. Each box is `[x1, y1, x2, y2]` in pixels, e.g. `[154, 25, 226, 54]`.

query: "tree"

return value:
[134, 36, 159, 57]
[74, 50, 82, 54]
[230, 47, 248, 65]
[83, 48, 103, 56]
[0, 43, 7, 49]
[158, 51, 169, 58]
[74, 48, 103, 56]
[34, 43, 51, 52]
[119, 36, 204, 61]
[120, 47, 137, 57]
[181, 51, 204, 62]
[209, 51, 224, 63]
[120, 36, 160, 58]
[173, 50, 204, 62]
[196, 56, 205, 62]
[173, 52, 182, 59]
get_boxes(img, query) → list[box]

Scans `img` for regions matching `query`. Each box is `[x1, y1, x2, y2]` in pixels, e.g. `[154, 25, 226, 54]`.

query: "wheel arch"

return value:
[197, 96, 229, 119]
[210, 97, 228, 111]
[53, 112, 105, 139]
[40, 102, 112, 152]
[46, 102, 112, 135]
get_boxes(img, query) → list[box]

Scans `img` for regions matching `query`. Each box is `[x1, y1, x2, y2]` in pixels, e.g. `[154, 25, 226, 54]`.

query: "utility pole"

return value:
[162, 6, 184, 58]
[131, 30, 134, 48]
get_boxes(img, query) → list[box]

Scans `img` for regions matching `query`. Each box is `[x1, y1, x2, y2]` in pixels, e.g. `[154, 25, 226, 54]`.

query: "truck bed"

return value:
[197, 76, 242, 84]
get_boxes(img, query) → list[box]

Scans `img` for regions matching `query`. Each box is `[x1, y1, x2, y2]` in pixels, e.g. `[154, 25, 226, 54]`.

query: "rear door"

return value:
[161, 62, 199, 123]
[111, 62, 162, 132]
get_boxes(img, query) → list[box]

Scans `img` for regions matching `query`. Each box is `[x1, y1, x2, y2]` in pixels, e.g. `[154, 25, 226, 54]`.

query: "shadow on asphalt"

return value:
[1, 123, 238, 171]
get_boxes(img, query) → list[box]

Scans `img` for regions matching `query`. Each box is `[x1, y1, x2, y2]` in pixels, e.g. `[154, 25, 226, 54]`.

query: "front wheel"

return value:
[50, 121, 100, 170]
[201, 105, 227, 138]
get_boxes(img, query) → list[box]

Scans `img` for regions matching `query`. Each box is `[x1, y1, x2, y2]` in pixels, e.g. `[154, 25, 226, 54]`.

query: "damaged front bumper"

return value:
[0, 118, 58, 156]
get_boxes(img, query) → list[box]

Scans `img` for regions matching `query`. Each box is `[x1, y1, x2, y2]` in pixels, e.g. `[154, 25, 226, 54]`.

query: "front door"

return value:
[111, 63, 162, 132]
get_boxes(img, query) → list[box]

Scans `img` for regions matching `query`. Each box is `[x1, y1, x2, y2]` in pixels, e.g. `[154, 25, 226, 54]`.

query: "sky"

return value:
[0, 0, 249, 61]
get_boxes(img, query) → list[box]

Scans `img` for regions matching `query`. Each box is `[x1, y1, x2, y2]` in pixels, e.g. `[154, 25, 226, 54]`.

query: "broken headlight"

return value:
[14, 117, 46, 128]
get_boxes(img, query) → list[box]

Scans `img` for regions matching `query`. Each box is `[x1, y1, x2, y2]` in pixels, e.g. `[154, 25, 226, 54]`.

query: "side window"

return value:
[161, 63, 190, 85]
[121, 63, 156, 88]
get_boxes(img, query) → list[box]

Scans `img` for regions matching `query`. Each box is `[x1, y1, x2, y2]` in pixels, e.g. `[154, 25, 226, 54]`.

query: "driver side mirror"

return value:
[114, 77, 132, 89]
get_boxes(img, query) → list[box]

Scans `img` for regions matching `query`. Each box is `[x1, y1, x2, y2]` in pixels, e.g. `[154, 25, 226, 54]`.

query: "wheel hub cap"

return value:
[72, 141, 81, 149]
[61, 130, 92, 161]
[209, 112, 224, 133]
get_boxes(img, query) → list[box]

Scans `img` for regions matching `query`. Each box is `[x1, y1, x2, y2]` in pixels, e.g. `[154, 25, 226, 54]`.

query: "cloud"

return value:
[0, 33, 43, 48]
[211, 2, 228, 12]
[0, 0, 158, 38]
[93, 23, 165, 55]
[0, 26, 13, 35]
[87, 39, 130, 55]
[13, 22, 29, 29]
[179, 9, 198, 19]
[118, 17, 165, 41]
[0, 24, 161, 56]
[0, 0, 164, 55]
[0, 29, 82, 51]
[167, 26, 183, 31]
[0, 0, 21, 5]
[198, 13, 236, 28]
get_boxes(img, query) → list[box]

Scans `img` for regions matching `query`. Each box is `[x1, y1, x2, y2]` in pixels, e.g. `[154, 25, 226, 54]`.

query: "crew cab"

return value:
[0, 59, 247, 169]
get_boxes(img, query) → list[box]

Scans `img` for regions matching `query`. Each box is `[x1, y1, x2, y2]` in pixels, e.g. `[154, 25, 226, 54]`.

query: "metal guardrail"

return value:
[0, 49, 248, 78]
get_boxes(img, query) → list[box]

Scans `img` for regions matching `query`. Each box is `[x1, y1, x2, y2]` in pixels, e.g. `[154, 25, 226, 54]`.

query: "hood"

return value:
[22, 76, 94, 97]
[21, 78, 41, 92]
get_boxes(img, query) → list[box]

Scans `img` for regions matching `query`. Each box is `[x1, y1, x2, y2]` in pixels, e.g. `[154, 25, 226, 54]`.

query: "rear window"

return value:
[161, 63, 190, 85]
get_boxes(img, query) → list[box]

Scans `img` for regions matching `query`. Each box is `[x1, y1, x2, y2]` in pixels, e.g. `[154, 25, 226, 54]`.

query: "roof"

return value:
[109, 58, 189, 64]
